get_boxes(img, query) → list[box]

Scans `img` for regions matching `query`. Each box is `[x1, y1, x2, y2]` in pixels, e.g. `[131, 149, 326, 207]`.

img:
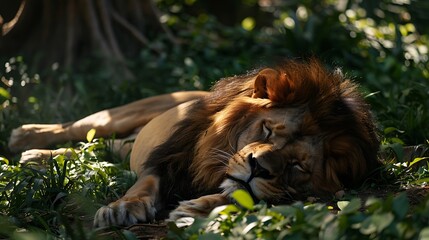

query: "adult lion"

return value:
[9, 59, 380, 227]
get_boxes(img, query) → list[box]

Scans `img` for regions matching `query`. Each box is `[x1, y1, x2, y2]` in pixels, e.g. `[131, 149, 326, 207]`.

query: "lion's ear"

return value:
[252, 68, 280, 100]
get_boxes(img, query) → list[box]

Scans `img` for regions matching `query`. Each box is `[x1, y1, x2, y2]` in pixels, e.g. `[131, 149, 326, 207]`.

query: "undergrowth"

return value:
[0, 132, 136, 239]
[169, 190, 429, 239]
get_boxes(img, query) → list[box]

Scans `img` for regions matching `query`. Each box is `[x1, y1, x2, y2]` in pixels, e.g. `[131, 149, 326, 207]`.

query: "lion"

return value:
[8, 58, 380, 227]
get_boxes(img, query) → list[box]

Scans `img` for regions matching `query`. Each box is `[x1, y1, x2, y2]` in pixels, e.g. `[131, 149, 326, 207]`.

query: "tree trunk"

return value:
[0, 0, 177, 82]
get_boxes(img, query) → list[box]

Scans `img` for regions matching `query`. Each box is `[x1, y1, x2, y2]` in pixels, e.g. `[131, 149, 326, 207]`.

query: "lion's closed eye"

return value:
[262, 124, 272, 141]
[292, 162, 305, 172]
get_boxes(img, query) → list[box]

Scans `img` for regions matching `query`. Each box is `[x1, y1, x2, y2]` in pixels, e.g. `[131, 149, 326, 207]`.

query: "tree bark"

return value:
[0, 0, 178, 82]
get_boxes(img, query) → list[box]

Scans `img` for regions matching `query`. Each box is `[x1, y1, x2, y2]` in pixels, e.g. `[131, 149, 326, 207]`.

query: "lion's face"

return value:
[192, 96, 330, 203]
[219, 105, 326, 203]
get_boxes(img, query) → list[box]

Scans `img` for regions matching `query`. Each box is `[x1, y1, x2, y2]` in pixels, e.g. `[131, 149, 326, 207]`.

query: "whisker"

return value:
[211, 148, 233, 159]
[280, 187, 294, 202]
[207, 148, 233, 167]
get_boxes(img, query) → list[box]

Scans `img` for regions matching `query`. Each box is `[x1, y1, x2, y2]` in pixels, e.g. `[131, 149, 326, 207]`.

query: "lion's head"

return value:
[184, 58, 380, 203]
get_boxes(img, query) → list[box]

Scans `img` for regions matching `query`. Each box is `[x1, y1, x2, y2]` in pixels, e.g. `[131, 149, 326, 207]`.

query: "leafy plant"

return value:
[168, 190, 429, 239]
[0, 131, 136, 239]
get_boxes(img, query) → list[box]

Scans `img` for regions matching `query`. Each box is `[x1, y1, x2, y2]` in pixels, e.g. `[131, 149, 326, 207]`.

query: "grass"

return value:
[0, 135, 137, 239]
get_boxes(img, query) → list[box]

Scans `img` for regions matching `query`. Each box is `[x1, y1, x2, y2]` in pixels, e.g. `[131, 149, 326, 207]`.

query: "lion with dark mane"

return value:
[91, 58, 380, 227]
[8, 58, 380, 227]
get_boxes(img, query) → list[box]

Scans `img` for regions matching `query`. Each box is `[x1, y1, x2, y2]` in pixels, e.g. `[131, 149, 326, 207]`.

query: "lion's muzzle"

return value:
[226, 152, 276, 202]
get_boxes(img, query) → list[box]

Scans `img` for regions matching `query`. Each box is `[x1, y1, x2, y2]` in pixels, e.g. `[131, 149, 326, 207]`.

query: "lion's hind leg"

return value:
[8, 124, 71, 153]
[93, 175, 160, 227]
[8, 91, 208, 153]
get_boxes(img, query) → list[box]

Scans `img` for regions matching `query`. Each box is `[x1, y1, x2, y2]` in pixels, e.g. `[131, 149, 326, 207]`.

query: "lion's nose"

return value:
[248, 153, 274, 180]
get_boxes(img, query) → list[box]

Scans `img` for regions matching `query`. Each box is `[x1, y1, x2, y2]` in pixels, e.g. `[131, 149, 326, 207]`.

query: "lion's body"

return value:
[130, 100, 200, 176]
[9, 59, 380, 228]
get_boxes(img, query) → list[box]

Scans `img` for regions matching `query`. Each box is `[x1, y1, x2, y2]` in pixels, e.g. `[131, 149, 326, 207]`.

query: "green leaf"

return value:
[338, 199, 360, 214]
[208, 204, 239, 218]
[390, 137, 405, 145]
[392, 193, 408, 219]
[0, 157, 9, 165]
[384, 127, 404, 135]
[383, 143, 404, 161]
[359, 217, 377, 235]
[199, 232, 223, 240]
[86, 128, 96, 143]
[419, 227, 429, 240]
[242, 222, 258, 235]
[271, 205, 297, 217]
[360, 213, 394, 235]
[365, 198, 382, 213]
[408, 157, 428, 167]
[0, 87, 11, 99]
[231, 189, 254, 210]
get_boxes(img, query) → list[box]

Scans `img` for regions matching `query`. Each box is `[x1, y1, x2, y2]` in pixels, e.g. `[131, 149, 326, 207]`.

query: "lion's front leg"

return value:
[168, 194, 229, 221]
[93, 175, 160, 227]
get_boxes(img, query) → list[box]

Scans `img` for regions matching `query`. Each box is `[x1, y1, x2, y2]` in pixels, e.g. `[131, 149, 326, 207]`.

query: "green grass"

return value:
[0, 136, 136, 239]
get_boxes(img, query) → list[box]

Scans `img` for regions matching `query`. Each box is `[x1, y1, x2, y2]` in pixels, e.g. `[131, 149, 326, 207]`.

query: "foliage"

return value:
[0, 132, 136, 239]
[168, 189, 429, 240]
[383, 145, 429, 189]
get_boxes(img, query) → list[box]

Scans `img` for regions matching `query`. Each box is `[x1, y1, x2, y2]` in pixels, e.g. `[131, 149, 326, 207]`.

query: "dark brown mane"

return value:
[271, 59, 380, 190]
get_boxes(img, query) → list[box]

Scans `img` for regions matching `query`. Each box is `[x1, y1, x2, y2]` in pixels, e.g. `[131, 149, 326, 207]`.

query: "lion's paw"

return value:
[93, 198, 156, 227]
[168, 194, 228, 221]
[19, 149, 50, 165]
[19, 148, 77, 166]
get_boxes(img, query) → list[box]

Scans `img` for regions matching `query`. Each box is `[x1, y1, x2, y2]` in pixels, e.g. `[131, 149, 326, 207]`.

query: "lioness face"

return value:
[220, 106, 326, 203]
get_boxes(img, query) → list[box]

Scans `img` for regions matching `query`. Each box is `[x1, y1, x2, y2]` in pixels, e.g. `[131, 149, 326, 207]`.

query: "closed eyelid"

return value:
[262, 124, 272, 140]
[293, 163, 305, 172]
